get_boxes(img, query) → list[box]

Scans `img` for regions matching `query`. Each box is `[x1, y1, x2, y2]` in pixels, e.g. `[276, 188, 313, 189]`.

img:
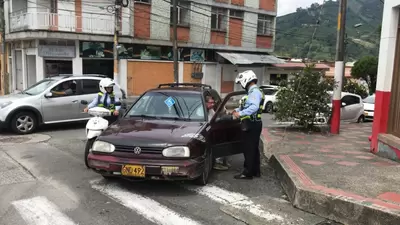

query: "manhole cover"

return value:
[0, 134, 51, 146]
[0, 136, 30, 143]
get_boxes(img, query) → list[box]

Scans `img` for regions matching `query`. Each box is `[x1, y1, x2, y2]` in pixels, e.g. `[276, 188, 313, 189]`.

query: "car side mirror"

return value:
[44, 92, 52, 98]
[80, 100, 88, 105]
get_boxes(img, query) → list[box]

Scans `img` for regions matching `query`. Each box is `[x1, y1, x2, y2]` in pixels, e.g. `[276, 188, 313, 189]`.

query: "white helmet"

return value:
[235, 70, 258, 89]
[99, 78, 115, 93]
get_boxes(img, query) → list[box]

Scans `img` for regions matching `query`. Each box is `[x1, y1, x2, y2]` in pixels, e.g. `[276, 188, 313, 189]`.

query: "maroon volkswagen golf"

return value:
[86, 83, 246, 185]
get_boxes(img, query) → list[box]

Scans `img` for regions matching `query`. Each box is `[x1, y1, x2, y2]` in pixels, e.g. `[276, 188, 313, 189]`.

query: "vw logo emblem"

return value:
[133, 147, 141, 154]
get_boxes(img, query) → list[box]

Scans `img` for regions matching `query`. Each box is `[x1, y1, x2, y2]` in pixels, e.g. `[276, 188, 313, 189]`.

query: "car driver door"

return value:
[41, 80, 80, 123]
[208, 90, 246, 158]
[341, 95, 358, 121]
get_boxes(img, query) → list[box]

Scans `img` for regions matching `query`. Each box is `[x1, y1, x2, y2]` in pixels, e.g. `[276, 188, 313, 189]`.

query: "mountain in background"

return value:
[275, 0, 383, 61]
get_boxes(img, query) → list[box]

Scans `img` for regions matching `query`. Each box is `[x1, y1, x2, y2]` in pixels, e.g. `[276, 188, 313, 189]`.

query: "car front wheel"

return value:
[10, 111, 38, 134]
[194, 149, 213, 186]
[357, 115, 365, 123]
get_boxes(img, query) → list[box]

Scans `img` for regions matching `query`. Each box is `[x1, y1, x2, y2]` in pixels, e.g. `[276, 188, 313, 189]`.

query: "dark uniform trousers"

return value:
[242, 120, 263, 176]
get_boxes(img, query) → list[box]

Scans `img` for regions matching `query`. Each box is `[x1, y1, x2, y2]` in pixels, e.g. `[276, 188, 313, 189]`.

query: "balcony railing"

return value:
[10, 10, 114, 35]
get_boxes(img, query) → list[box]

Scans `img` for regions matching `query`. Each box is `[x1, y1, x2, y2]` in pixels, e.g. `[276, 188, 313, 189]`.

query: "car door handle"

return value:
[72, 100, 78, 103]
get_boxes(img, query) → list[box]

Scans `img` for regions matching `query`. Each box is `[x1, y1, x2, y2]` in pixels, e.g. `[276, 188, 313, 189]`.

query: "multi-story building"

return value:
[3, 0, 279, 95]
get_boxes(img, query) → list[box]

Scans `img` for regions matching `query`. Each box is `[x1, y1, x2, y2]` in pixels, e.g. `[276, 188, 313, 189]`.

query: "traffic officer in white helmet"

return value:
[84, 78, 121, 124]
[232, 70, 265, 179]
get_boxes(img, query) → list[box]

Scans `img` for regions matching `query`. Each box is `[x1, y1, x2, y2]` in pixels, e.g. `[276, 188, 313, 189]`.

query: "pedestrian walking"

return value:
[232, 70, 264, 179]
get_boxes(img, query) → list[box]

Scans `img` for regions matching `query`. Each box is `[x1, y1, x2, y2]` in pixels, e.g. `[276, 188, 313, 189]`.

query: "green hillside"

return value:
[275, 0, 383, 61]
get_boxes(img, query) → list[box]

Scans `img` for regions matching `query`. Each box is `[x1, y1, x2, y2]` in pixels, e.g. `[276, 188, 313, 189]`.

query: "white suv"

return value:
[0, 74, 127, 134]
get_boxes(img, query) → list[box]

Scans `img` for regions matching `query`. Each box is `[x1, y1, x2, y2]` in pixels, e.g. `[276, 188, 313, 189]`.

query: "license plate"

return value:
[121, 165, 145, 177]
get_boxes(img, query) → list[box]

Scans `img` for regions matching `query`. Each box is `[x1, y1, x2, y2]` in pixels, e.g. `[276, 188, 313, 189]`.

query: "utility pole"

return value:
[331, 0, 347, 134]
[113, 0, 121, 84]
[0, 0, 5, 95]
[172, 0, 178, 83]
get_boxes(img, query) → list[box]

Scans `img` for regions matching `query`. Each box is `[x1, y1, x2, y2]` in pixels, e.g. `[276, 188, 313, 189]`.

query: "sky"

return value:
[277, 0, 325, 16]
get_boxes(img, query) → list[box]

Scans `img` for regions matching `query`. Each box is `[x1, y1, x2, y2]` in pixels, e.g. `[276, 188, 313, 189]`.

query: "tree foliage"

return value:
[351, 55, 378, 93]
[343, 79, 369, 98]
[275, 0, 382, 61]
[274, 65, 335, 128]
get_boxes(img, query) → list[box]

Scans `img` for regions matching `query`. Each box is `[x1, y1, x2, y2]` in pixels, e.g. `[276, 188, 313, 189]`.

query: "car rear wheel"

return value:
[264, 102, 273, 113]
[84, 138, 95, 168]
[194, 150, 213, 186]
[357, 115, 365, 123]
[10, 111, 37, 135]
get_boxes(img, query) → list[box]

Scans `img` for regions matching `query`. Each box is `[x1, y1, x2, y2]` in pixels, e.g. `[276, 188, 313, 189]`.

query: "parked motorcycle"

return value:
[81, 100, 121, 168]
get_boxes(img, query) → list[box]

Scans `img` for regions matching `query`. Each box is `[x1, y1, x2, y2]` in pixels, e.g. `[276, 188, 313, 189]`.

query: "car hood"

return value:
[0, 93, 31, 103]
[363, 103, 374, 111]
[97, 118, 205, 147]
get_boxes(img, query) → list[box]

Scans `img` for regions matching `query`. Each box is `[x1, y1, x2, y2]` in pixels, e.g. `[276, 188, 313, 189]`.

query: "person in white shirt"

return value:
[205, 95, 231, 171]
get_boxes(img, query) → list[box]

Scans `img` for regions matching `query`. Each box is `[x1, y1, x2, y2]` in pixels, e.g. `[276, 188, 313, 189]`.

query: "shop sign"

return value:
[38, 45, 76, 58]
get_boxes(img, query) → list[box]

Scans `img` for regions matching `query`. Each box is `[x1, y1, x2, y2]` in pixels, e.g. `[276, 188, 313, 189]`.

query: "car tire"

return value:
[84, 138, 95, 168]
[265, 102, 273, 113]
[10, 111, 38, 135]
[194, 149, 213, 186]
[357, 115, 365, 123]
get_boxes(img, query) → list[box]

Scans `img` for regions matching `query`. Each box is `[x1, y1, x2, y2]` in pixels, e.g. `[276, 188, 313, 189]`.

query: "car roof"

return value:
[146, 83, 213, 94]
[48, 74, 108, 80]
[327, 91, 361, 97]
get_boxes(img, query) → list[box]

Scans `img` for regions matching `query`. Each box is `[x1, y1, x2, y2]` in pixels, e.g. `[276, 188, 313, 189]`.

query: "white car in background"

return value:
[363, 94, 375, 121]
[327, 91, 365, 123]
[260, 87, 279, 113]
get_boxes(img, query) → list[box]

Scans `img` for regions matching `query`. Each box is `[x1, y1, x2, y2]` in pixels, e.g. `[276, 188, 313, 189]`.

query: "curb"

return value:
[260, 134, 400, 225]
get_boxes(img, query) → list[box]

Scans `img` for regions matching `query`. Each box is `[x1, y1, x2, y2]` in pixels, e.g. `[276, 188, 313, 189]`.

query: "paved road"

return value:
[0, 118, 337, 225]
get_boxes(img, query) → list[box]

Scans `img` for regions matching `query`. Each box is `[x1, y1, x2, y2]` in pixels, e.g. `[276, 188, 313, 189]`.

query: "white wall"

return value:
[119, 59, 128, 92]
[190, 3, 211, 44]
[375, 0, 399, 92]
[203, 63, 217, 89]
[81, 0, 113, 35]
[150, 0, 170, 40]
[72, 40, 82, 74]
[242, 12, 257, 48]
[121, 2, 131, 35]
[26, 55, 36, 87]
[244, 0, 259, 8]
[56, 0, 75, 32]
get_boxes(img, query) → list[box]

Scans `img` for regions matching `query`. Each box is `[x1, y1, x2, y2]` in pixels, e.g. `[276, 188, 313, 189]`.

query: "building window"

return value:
[211, 7, 228, 31]
[270, 74, 287, 85]
[170, 2, 190, 26]
[135, 0, 151, 3]
[229, 10, 244, 19]
[257, 15, 273, 36]
[50, 0, 57, 13]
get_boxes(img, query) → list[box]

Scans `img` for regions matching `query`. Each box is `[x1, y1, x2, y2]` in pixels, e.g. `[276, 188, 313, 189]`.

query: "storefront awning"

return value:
[216, 52, 286, 65]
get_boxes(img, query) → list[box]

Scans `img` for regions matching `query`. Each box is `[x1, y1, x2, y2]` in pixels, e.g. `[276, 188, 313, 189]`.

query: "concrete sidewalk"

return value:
[261, 123, 400, 225]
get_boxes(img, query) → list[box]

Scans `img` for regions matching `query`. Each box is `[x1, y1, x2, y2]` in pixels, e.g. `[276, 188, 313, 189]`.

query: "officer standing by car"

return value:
[232, 70, 264, 179]
[84, 78, 121, 124]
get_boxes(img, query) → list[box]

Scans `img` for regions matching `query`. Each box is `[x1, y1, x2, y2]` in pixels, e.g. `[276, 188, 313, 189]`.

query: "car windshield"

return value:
[263, 89, 278, 95]
[363, 95, 375, 104]
[22, 79, 58, 95]
[126, 91, 206, 121]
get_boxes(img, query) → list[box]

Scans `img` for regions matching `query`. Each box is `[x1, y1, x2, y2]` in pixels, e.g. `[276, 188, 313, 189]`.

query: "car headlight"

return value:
[0, 101, 12, 109]
[162, 146, 190, 157]
[92, 141, 115, 153]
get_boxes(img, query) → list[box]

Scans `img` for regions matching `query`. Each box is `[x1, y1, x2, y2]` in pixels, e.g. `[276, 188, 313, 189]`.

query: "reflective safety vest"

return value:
[240, 87, 265, 122]
[97, 92, 116, 112]
[240, 96, 248, 110]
